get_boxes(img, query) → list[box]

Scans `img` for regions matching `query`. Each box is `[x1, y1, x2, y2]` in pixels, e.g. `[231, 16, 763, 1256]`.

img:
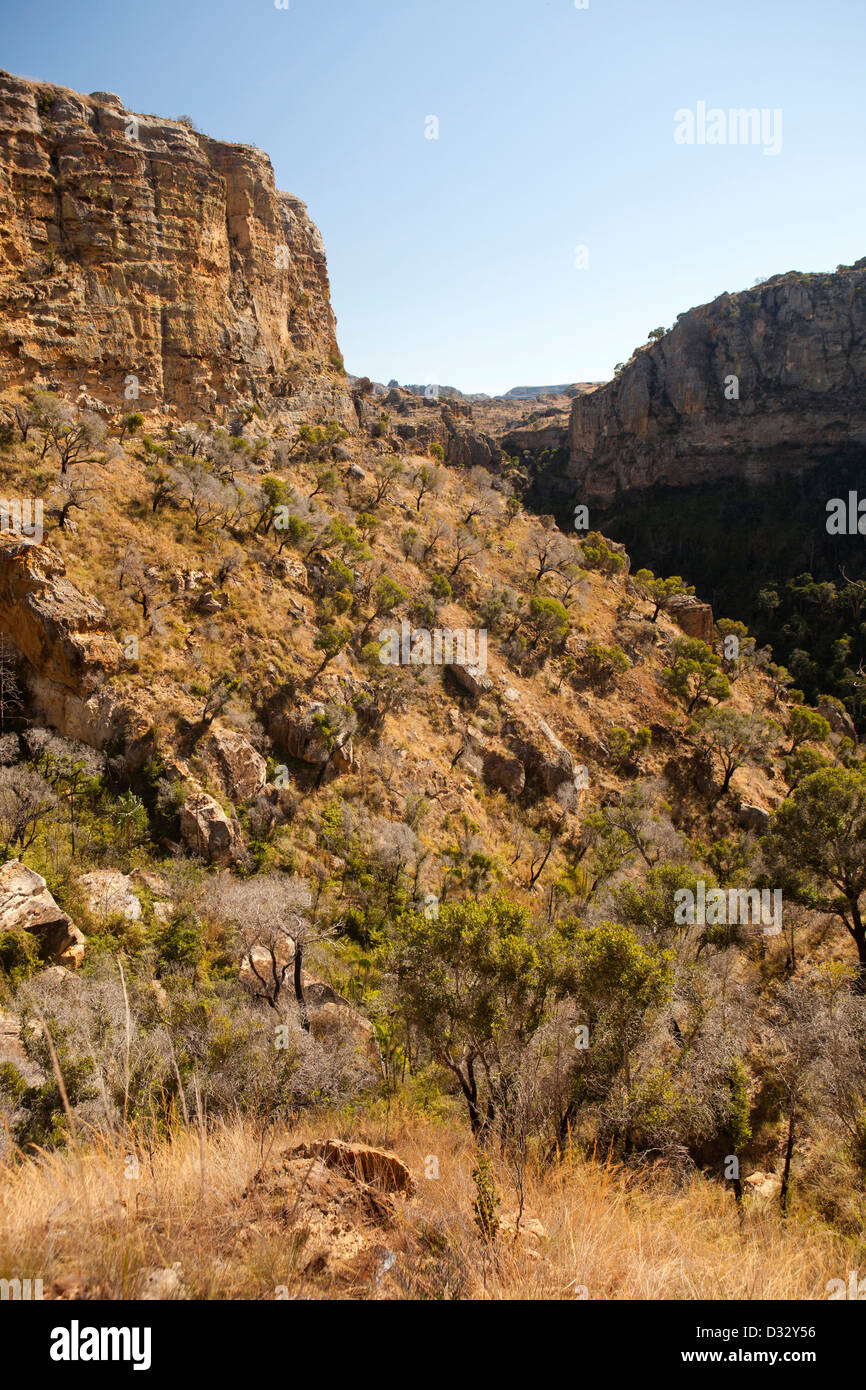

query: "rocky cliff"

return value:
[0, 71, 350, 423]
[568, 260, 866, 505]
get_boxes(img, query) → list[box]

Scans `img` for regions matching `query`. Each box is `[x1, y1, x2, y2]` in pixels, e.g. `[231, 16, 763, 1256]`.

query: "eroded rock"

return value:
[0, 860, 85, 966]
[200, 726, 267, 803]
[179, 786, 246, 865]
[78, 870, 142, 921]
[286, 1139, 415, 1195]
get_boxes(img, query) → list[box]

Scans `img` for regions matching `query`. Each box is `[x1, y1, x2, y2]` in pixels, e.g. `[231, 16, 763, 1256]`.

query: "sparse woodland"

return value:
[1, 383, 865, 1301]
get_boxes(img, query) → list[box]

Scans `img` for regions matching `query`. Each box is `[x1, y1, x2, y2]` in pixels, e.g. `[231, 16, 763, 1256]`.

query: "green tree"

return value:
[527, 595, 570, 656]
[663, 636, 730, 713]
[389, 894, 571, 1140]
[633, 569, 695, 622]
[583, 641, 629, 690]
[558, 920, 674, 1150]
[693, 707, 777, 801]
[763, 768, 866, 992]
[314, 623, 352, 675]
[787, 705, 831, 754]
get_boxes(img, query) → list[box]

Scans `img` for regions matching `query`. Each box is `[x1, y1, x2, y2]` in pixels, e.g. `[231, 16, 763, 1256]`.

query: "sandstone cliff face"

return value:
[0, 536, 127, 745]
[568, 261, 866, 504]
[0, 71, 350, 423]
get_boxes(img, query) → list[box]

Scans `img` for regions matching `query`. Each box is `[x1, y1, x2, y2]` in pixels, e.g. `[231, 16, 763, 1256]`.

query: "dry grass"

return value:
[0, 1109, 852, 1300]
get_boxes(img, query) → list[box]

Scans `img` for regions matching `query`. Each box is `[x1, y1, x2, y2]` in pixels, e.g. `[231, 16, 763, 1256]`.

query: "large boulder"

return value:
[0, 860, 86, 966]
[78, 870, 142, 920]
[482, 749, 526, 796]
[240, 945, 378, 1065]
[504, 712, 577, 796]
[0, 538, 127, 748]
[446, 662, 493, 698]
[817, 698, 857, 742]
[668, 596, 714, 646]
[269, 705, 354, 772]
[201, 726, 267, 803]
[737, 803, 771, 835]
[286, 1139, 414, 1195]
[180, 786, 246, 865]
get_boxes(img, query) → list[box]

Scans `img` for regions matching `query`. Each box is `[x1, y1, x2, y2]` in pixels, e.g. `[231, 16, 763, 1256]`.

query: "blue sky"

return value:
[3, 0, 865, 394]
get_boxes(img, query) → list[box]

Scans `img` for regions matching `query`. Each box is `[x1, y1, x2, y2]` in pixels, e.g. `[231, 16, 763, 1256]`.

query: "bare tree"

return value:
[369, 456, 404, 508]
[47, 471, 94, 531]
[0, 764, 57, 856]
[446, 525, 485, 578]
[33, 395, 106, 473]
[530, 530, 575, 584]
[411, 463, 442, 512]
[205, 873, 333, 1027]
[0, 634, 22, 734]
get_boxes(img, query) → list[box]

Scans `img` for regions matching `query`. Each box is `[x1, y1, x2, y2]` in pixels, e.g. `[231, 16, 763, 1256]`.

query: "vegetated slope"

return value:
[0, 77, 865, 1300]
[505, 261, 866, 731]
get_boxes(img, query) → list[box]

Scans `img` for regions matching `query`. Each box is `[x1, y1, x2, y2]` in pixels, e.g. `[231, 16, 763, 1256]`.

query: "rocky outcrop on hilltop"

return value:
[0, 71, 351, 425]
[567, 261, 866, 504]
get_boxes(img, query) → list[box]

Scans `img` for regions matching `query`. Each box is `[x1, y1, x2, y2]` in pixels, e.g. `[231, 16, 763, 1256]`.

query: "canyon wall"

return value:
[568, 260, 866, 505]
[0, 70, 351, 424]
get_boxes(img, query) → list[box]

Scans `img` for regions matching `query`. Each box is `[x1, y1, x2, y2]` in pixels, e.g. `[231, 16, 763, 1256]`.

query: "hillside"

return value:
[1, 75, 866, 1305]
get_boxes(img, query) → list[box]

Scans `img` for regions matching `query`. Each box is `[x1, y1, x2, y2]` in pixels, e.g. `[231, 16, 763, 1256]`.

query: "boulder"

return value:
[138, 1265, 184, 1300]
[286, 1139, 414, 1195]
[0, 860, 86, 967]
[737, 803, 771, 835]
[270, 555, 307, 587]
[505, 713, 576, 795]
[180, 787, 246, 865]
[482, 749, 526, 796]
[669, 596, 714, 646]
[269, 706, 353, 772]
[0, 1007, 26, 1071]
[201, 726, 267, 803]
[817, 699, 857, 742]
[129, 868, 172, 897]
[78, 870, 142, 921]
[446, 662, 493, 698]
[744, 1170, 782, 1201]
[301, 975, 379, 1062]
[240, 946, 377, 1064]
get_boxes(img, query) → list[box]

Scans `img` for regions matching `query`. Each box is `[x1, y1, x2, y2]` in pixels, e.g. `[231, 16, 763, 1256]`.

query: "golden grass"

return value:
[0, 1110, 852, 1300]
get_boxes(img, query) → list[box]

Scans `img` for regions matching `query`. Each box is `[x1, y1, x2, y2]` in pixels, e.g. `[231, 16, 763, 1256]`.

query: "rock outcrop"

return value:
[0, 71, 350, 425]
[200, 726, 267, 803]
[179, 785, 246, 865]
[0, 536, 130, 746]
[0, 537, 121, 694]
[268, 704, 354, 773]
[78, 869, 142, 921]
[286, 1139, 414, 1195]
[669, 596, 714, 645]
[0, 859, 85, 966]
[568, 261, 866, 504]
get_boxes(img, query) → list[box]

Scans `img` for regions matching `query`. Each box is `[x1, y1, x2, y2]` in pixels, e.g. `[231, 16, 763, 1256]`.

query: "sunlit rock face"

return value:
[0, 70, 351, 426]
[568, 261, 866, 504]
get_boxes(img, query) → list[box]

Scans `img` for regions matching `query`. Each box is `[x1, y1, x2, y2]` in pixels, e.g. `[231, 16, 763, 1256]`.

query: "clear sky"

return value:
[2, 0, 865, 394]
